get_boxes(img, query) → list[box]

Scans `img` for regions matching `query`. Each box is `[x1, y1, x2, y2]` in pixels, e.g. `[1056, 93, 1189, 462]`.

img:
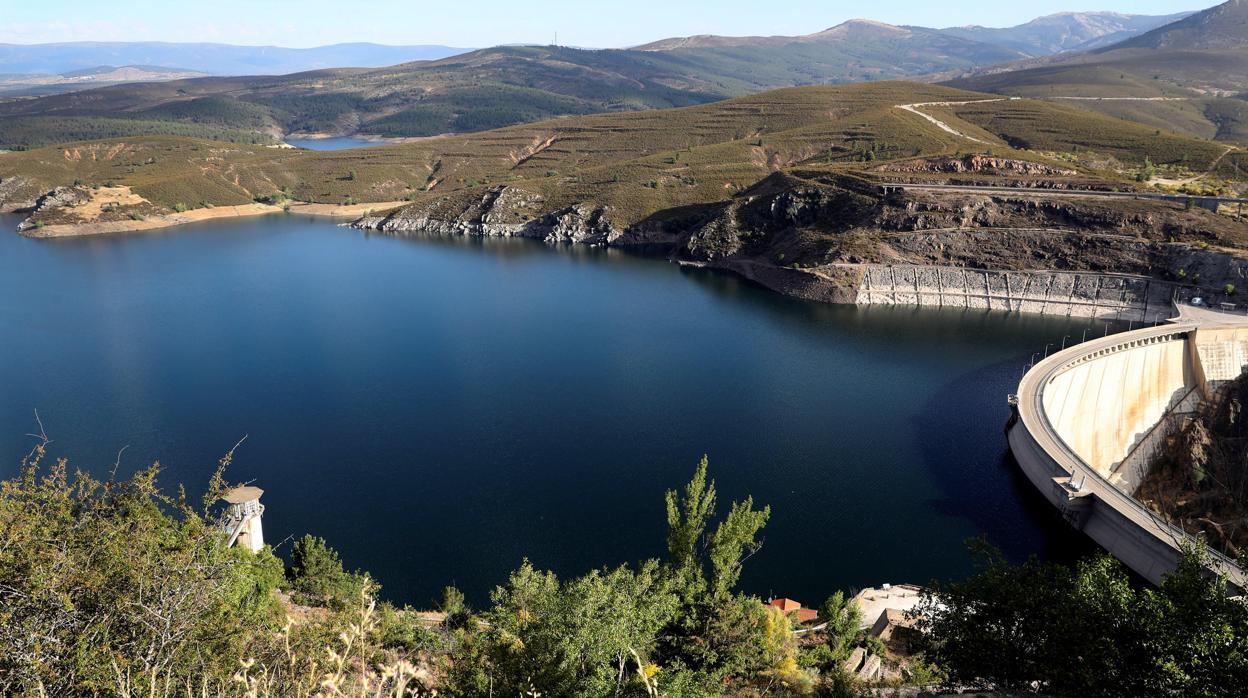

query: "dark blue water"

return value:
[287, 136, 393, 150]
[0, 213, 1101, 607]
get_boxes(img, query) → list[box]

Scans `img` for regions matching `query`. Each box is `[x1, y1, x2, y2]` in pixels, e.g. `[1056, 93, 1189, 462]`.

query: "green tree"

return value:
[0, 442, 285, 695]
[918, 541, 1248, 697]
[820, 591, 863, 660]
[288, 534, 367, 607]
[452, 559, 677, 698]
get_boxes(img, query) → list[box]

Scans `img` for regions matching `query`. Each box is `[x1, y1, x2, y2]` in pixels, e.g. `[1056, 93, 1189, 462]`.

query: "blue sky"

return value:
[0, 0, 1216, 48]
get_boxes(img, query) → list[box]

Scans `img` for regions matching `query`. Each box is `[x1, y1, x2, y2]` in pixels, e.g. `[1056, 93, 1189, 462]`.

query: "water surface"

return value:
[0, 213, 1102, 606]
[287, 136, 394, 150]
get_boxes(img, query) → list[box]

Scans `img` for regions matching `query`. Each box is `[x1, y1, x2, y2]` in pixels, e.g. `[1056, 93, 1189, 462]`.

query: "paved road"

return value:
[885, 182, 1248, 208]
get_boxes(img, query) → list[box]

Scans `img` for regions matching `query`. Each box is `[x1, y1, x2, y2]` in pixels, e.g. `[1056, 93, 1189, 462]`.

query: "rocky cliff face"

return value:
[357, 186, 622, 245]
[352, 173, 1248, 308]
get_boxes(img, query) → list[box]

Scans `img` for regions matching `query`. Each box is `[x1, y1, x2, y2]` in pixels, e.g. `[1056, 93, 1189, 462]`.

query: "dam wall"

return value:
[1040, 333, 1199, 491]
[855, 265, 1178, 322]
[1009, 317, 1248, 591]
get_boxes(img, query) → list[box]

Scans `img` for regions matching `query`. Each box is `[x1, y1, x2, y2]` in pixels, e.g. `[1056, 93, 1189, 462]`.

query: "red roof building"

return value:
[767, 597, 819, 624]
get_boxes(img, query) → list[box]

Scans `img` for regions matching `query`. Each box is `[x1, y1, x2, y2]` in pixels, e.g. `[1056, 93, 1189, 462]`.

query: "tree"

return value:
[664, 455, 770, 600]
[0, 442, 286, 695]
[451, 559, 677, 698]
[288, 534, 368, 608]
[665, 455, 716, 594]
[820, 591, 863, 660]
[917, 541, 1248, 697]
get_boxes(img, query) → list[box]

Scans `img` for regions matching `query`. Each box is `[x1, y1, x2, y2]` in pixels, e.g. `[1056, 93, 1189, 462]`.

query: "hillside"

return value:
[944, 1, 1248, 145]
[3, 80, 1242, 236]
[1108, 0, 1248, 51]
[0, 30, 1033, 149]
[0, 65, 210, 98]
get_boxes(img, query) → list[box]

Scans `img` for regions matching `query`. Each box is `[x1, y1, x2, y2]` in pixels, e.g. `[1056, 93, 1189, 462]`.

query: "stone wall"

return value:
[854, 264, 1179, 322]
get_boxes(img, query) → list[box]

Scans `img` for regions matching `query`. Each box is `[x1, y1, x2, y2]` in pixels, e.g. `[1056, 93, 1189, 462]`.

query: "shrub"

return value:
[0, 441, 286, 695]
[288, 534, 368, 608]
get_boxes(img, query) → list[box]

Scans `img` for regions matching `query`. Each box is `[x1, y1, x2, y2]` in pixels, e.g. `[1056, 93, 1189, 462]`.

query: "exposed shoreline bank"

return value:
[16, 200, 409, 238]
[285, 132, 452, 146]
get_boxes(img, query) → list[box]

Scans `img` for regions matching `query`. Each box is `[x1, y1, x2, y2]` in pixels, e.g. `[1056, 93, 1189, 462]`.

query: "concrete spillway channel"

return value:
[1008, 308, 1248, 591]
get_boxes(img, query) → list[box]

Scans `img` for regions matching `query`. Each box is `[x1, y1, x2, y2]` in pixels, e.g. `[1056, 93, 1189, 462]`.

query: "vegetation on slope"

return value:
[4, 82, 1241, 229]
[1142, 370, 1248, 560]
[2, 430, 1245, 696]
[0, 30, 1036, 149]
[943, 2, 1248, 145]
[0, 439, 884, 696]
[0, 115, 279, 150]
[918, 541, 1248, 696]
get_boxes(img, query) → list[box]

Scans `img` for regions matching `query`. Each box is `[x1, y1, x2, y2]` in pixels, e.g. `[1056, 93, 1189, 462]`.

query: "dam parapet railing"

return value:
[1009, 313, 1248, 591]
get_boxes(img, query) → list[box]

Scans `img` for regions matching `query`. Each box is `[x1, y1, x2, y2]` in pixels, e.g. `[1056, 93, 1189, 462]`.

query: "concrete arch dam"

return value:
[1009, 312, 1248, 589]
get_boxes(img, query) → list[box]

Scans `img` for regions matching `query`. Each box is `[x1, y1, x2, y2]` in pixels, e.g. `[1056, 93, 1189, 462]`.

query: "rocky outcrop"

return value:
[352, 174, 1248, 313]
[876, 155, 1078, 177]
[356, 186, 620, 244]
[15, 185, 92, 230]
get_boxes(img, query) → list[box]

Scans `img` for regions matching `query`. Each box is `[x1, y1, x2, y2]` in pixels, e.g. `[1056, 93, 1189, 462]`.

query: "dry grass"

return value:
[3, 82, 1243, 228]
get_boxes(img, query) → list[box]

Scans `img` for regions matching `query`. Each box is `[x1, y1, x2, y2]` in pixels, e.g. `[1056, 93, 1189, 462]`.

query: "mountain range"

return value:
[0, 42, 470, 76]
[944, 0, 1248, 143]
[938, 11, 1194, 55]
[2, 5, 1245, 149]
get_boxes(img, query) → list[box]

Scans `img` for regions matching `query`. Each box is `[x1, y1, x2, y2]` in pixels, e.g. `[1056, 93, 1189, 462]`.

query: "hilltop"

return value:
[0, 65, 209, 98]
[639, 12, 1189, 56]
[0, 15, 1110, 150]
[0, 36, 1026, 149]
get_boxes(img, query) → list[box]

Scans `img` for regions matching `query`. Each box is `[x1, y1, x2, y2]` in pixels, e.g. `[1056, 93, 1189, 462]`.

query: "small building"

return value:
[852, 583, 925, 631]
[766, 597, 819, 625]
[221, 485, 265, 552]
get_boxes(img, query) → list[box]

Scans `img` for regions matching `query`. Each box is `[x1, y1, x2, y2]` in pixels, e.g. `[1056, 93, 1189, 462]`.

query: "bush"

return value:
[917, 541, 1248, 696]
[287, 534, 368, 608]
[0, 441, 286, 695]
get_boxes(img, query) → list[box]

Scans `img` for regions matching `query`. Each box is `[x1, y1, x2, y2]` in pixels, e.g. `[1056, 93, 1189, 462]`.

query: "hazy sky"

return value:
[0, 0, 1216, 48]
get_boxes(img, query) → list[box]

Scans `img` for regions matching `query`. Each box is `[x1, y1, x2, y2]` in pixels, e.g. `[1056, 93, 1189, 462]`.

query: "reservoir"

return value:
[287, 136, 396, 150]
[0, 212, 1101, 606]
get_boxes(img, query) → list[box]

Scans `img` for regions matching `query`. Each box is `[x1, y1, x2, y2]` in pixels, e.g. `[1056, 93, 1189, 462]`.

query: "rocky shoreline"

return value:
[350, 174, 1248, 315]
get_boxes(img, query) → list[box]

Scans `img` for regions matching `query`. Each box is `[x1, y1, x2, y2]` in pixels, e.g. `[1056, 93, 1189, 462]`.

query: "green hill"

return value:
[0, 31, 1030, 150]
[2, 82, 1239, 224]
[944, 1, 1248, 145]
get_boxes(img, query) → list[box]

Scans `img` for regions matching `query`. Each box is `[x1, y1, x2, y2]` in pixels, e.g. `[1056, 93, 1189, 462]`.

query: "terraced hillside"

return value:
[946, 1, 1248, 145]
[5, 81, 1248, 311]
[0, 28, 1030, 150]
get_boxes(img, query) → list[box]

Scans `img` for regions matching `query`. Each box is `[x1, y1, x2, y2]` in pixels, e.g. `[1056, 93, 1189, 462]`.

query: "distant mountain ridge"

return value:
[0, 41, 471, 76]
[0, 65, 209, 98]
[943, 1, 1248, 145]
[940, 11, 1195, 55]
[637, 12, 1192, 57]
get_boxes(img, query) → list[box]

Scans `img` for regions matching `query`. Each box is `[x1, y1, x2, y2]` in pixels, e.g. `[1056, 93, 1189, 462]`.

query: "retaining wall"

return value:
[855, 265, 1178, 322]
